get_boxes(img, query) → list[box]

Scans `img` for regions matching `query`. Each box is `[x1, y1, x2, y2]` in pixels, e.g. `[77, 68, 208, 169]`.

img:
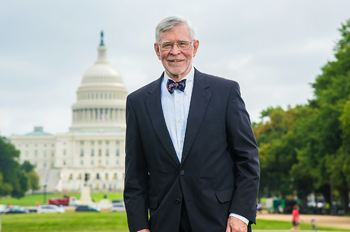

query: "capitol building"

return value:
[10, 33, 127, 192]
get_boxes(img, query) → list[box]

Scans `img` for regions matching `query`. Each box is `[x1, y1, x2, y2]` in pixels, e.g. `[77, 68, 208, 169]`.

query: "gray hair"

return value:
[155, 16, 196, 43]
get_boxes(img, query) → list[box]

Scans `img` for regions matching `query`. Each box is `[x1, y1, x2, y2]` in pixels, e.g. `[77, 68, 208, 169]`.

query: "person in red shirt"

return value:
[289, 205, 301, 232]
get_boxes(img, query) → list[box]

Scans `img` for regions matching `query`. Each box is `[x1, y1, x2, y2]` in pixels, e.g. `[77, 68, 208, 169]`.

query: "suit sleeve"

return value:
[226, 82, 260, 224]
[124, 96, 150, 232]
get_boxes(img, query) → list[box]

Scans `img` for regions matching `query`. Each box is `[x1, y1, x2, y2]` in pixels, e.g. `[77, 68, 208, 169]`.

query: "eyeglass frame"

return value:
[157, 40, 195, 51]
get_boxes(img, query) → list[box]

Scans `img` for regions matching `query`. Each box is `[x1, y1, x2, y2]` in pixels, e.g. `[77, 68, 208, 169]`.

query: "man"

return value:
[124, 16, 259, 232]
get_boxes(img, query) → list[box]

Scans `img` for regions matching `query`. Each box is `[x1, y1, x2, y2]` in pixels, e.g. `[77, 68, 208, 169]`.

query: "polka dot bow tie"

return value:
[166, 79, 186, 94]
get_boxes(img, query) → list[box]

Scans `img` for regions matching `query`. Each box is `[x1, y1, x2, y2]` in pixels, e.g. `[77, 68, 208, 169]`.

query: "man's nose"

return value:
[170, 44, 181, 55]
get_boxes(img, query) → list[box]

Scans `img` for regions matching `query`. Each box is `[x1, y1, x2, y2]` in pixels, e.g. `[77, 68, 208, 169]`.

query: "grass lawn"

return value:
[0, 213, 348, 232]
[0, 192, 123, 206]
[253, 219, 350, 231]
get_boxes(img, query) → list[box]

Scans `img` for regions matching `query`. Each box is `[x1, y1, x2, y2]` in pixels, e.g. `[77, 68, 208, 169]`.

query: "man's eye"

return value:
[179, 42, 188, 46]
[162, 43, 172, 48]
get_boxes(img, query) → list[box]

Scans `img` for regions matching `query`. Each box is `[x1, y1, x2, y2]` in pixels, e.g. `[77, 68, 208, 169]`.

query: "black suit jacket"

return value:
[124, 69, 259, 232]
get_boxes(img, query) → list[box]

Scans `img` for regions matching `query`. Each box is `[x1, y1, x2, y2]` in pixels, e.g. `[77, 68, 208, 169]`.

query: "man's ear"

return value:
[154, 43, 161, 60]
[192, 40, 199, 57]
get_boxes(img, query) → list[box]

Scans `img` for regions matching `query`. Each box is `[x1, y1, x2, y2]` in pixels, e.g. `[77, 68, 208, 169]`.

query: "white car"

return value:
[37, 205, 65, 213]
[110, 202, 125, 212]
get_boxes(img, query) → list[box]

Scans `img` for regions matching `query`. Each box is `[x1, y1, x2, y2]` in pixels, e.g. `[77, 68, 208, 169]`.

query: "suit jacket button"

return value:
[180, 170, 185, 176]
[175, 199, 181, 205]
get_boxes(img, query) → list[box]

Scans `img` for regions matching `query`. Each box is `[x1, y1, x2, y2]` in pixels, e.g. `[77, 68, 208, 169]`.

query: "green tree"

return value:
[20, 160, 35, 173]
[0, 137, 29, 198]
[27, 170, 40, 194]
[0, 172, 13, 196]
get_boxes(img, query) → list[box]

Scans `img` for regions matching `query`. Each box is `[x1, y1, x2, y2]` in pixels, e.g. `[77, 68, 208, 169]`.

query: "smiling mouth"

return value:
[168, 60, 184, 62]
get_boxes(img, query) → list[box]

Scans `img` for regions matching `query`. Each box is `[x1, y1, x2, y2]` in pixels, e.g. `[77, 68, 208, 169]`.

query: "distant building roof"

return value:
[25, 126, 52, 136]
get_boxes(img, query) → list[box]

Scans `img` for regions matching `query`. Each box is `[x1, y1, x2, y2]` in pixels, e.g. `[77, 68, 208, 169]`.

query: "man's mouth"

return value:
[168, 59, 184, 62]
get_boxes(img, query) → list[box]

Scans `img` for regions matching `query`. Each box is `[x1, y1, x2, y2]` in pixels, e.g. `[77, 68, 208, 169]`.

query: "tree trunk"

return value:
[339, 187, 350, 214]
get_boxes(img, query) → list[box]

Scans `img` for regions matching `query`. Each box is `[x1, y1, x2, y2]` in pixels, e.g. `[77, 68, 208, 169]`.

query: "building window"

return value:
[78, 174, 82, 180]
[80, 149, 84, 157]
[116, 141, 120, 145]
[106, 160, 109, 165]
[98, 149, 102, 156]
[81, 160, 84, 165]
[69, 174, 73, 180]
[63, 161, 66, 166]
[106, 141, 109, 145]
[44, 144, 47, 147]
[106, 149, 109, 156]
[51, 162, 54, 167]
[91, 141, 94, 145]
[116, 149, 120, 156]
[117, 160, 119, 165]
[51, 152, 54, 157]
[44, 162, 47, 167]
[63, 150, 66, 155]
[96, 173, 100, 180]
[25, 151, 29, 157]
[52, 144, 54, 147]
[91, 149, 94, 156]
[105, 173, 108, 180]
[35, 150, 38, 157]
[44, 152, 47, 157]
[80, 141, 84, 145]
[98, 141, 102, 145]
[91, 160, 94, 165]
[113, 173, 117, 179]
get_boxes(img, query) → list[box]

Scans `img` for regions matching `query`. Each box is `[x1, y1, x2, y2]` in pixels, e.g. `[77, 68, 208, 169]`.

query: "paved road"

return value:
[257, 213, 350, 230]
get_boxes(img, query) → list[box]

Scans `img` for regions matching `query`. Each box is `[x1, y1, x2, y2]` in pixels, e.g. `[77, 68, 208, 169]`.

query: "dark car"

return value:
[75, 205, 100, 212]
[4, 206, 29, 214]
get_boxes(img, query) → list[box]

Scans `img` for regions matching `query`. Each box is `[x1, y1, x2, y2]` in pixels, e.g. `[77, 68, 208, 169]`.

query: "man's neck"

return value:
[165, 66, 193, 81]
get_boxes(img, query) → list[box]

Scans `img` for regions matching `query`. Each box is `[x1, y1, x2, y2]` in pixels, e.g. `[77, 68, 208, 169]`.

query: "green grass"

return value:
[0, 213, 348, 232]
[253, 219, 350, 231]
[0, 212, 128, 232]
[0, 192, 123, 206]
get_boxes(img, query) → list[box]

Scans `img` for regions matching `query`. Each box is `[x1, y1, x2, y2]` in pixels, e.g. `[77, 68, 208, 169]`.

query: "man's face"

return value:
[154, 23, 199, 81]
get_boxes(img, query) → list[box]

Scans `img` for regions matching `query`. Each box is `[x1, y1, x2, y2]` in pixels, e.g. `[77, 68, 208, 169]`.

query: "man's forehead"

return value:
[159, 25, 191, 41]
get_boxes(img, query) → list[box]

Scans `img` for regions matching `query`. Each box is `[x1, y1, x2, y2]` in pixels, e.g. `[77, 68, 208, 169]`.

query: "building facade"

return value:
[10, 34, 127, 192]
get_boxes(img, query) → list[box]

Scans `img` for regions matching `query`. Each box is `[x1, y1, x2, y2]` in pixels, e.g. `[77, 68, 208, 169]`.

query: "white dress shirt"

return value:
[160, 66, 248, 226]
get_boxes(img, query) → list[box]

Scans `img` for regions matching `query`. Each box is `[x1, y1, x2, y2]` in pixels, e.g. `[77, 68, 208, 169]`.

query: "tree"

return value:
[20, 160, 35, 173]
[27, 170, 40, 194]
[0, 137, 29, 198]
[20, 160, 40, 194]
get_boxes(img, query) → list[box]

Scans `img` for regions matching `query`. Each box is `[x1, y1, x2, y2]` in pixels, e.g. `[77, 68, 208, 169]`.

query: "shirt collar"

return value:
[162, 66, 194, 97]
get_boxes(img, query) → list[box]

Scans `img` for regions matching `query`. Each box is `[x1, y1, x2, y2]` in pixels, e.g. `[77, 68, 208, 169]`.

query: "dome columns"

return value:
[72, 108, 125, 123]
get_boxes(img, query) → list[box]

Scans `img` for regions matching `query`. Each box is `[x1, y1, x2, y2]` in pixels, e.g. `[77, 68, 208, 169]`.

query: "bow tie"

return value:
[166, 79, 186, 94]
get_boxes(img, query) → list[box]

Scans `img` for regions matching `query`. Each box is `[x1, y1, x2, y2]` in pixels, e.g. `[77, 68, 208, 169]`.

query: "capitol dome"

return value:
[70, 32, 128, 132]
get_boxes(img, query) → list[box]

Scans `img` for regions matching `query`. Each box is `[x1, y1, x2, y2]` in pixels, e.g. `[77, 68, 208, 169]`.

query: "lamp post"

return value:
[43, 184, 47, 204]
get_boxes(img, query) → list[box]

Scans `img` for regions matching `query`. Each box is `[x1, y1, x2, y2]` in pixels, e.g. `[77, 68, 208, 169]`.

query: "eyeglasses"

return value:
[158, 40, 194, 51]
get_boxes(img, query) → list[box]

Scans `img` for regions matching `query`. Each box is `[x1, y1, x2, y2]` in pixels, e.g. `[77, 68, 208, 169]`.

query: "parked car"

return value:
[75, 205, 100, 212]
[4, 206, 29, 214]
[110, 202, 125, 212]
[37, 205, 65, 213]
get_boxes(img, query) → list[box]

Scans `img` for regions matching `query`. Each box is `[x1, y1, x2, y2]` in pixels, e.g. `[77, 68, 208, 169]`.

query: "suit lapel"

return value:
[145, 73, 180, 166]
[182, 69, 211, 163]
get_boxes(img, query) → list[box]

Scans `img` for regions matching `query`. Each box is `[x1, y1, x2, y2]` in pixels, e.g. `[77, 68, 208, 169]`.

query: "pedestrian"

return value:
[124, 15, 260, 232]
[288, 205, 301, 232]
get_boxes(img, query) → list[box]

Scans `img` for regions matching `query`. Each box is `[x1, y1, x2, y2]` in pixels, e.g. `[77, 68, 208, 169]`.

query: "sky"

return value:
[1, 0, 350, 137]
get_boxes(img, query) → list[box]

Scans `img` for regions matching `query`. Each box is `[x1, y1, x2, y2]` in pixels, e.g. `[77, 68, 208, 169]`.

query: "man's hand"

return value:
[226, 216, 247, 232]
[137, 229, 150, 232]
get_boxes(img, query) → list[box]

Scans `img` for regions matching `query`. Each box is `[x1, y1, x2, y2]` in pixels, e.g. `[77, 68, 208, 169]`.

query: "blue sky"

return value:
[1, 0, 350, 136]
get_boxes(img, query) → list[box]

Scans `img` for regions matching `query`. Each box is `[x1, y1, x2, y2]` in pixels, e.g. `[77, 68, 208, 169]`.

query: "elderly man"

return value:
[124, 16, 260, 232]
